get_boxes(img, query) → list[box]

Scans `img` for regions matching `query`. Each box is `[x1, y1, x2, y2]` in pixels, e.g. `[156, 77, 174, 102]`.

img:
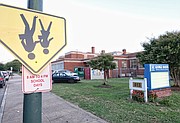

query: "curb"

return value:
[0, 85, 8, 123]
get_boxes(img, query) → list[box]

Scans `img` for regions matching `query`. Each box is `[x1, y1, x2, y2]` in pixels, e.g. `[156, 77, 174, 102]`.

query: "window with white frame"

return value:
[130, 59, 137, 69]
[122, 60, 127, 68]
[52, 62, 64, 71]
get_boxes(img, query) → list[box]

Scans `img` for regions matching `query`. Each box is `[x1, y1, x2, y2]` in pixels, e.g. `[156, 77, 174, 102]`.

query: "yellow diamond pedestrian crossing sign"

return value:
[0, 4, 66, 74]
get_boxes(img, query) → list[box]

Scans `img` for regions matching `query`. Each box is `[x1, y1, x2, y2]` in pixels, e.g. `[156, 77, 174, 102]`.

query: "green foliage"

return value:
[132, 90, 157, 103]
[52, 78, 180, 123]
[0, 63, 5, 70]
[148, 92, 158, 103]
[137, 31, 180, 86]
[5, 59, 21, 72]
[88, 54, 116, 71]
[159, 98, 173, 106]
[132, 90, 145, 102]
[87, 54, 116, 84]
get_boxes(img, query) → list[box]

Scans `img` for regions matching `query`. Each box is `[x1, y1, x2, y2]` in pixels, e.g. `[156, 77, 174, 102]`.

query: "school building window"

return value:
[130, 59, 137, 69]
[122, 60, 127, 68]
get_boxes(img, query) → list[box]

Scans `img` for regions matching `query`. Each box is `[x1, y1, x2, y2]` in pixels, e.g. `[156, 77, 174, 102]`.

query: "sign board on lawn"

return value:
[90, 69, 104, 80]
[22, 64, 52, 93]
[144, 64, 170, 90]
[129, 78, 148, 102]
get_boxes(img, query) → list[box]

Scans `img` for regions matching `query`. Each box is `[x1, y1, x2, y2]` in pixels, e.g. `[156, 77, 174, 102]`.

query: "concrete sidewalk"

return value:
[1, 74, 108, 123]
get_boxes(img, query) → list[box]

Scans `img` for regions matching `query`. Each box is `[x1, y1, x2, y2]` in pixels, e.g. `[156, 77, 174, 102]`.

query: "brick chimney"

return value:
[122, 49, 126, 55]
[91, 47, 95, 54]
[101, 50, 105, 54]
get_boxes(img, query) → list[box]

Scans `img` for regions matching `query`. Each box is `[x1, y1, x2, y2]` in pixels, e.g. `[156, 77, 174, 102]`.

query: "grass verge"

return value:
[52, 78, 180, 123]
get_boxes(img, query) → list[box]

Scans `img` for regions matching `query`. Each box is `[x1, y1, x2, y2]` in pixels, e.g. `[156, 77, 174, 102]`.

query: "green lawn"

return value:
[52, 78, 180, 123]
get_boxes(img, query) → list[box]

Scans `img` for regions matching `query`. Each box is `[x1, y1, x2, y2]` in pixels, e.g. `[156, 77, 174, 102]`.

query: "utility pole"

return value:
[23, 0, 43, 123]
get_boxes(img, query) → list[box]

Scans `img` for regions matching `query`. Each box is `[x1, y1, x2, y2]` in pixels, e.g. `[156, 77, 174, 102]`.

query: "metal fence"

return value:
[111, 68, 144, 78]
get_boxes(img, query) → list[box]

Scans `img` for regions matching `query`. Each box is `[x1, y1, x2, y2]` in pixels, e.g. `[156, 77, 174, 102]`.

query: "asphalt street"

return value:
[0, 85, 6, 106]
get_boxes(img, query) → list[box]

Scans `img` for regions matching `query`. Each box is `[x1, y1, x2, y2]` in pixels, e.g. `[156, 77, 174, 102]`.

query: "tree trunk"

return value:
[171, 68, 180, 87]
[103, 70, 108, 85]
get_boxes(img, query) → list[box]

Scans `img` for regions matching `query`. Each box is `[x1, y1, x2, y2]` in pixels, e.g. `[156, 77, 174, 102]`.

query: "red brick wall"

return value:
[65, 54, 84, 59]
[64, 62, 86, 72]
[87, 55, 95, 59]
[149, 88, 171, 98]
[127, 60, 130, 68]
[118, 60, 122, 68]
[137, 69, 144, 75]
[84, 67, 91, 80]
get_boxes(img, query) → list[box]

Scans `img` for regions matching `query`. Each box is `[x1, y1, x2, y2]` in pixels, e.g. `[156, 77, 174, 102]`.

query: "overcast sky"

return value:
[0, 0, 180, 63]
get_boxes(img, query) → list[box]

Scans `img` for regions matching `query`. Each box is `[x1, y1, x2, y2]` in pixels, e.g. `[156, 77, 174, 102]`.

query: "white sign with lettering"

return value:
[129, 78, 148, 102]
[22, 64, 52, 93]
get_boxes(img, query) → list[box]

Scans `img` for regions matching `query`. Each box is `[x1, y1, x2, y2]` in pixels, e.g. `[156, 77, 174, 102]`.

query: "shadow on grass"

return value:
[93, 84, 113, 88]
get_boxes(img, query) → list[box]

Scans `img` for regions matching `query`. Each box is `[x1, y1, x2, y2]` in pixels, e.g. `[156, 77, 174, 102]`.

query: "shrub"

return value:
[148, 92, 158, 102]
[132, 90, 157, 102]
[159, 98, 173, 106]
[132, 90, 144, 102]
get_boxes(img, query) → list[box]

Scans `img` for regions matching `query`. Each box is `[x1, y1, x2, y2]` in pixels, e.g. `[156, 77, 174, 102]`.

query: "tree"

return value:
[88, 53, 116, 85]
[137, 31, 180, 87]
[0, 63, 5, 71]
[5, 59, 22, 72]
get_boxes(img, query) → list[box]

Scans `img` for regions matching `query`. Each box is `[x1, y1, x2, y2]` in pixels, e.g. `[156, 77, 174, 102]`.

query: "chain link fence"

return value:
[111, 68, 144, 78]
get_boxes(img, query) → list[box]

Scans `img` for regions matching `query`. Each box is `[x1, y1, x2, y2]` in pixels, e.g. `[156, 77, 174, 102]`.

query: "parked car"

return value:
[1, 71, 10, 81]
[53, 69, 78, 76]
[0, 72, 5, 88]
[52, 72, 80, 83]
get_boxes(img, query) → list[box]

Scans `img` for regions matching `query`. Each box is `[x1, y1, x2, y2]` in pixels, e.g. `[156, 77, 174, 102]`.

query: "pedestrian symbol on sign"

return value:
[19, 14, 53, 60]
[38, 19, 53, 54]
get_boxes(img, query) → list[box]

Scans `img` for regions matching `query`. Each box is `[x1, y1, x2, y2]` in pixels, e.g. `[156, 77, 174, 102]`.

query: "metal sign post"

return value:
[23, 1, 43, 123]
